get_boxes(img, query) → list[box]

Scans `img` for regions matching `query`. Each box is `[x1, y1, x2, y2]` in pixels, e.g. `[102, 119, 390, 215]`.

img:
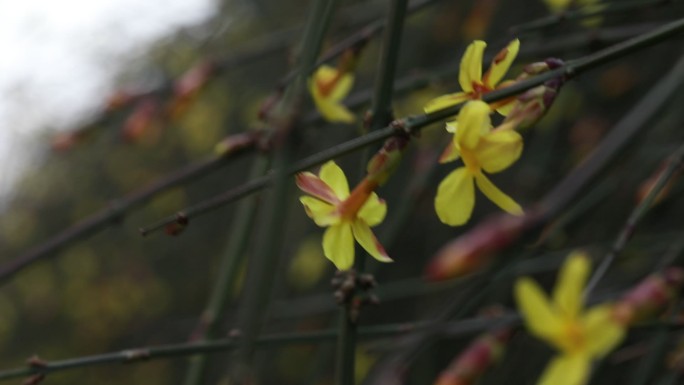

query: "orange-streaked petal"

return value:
[538, 354, 591, 385]
[474, 173, 523, 216]
[319, 161, 350, 200]
[439, 141, 461, 164]
[424, 92, 470, 114]
[553, 252, 590, 319]
[515, 277, 564, 341]
[459, 40, 486, 93]
[296, 172, 339, 204]
[352, 220, 392, 263]
[299, 196, 340, 226]
[583, 305, 625, 358]
[435, 167, 475, 226]
[456, 100, 492, 149]
[483, 39, 520, 88]
[476, 128, 523, 173]
[357, 192, 387, 227]
[323, 223, 354, 270]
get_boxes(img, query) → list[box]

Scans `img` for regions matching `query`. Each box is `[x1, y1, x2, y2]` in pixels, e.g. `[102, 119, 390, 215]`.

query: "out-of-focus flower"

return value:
[515, 252, 625, 385]
[434, 327, 512, 385]
[309, 57, 355, 123]
[424, 39, 520, 115]
[435, 100, 523, 226]
[296, 161, 391, 270]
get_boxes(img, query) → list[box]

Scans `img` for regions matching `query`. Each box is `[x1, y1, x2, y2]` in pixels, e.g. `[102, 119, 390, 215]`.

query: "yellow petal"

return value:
[323, 223, 354, 270]
[475, 128, 523, 173]
[515, 277, 564, 341]
[319, 161, 350, 200]
[459, 40, 486, 93]
[553, 252, 590, 319]
[445, 121, 458, 133]
[474, 173, 523, 215]
[299, 196, 340, 226]
[352, 220, 392, 263]
[583, 305, 625, 358]
[357, 192, 387, 227]
[329, 73, 354, 102]
[315, 99, 356, 123]
[456, 100, 492, 149]
[434, 167, 475, 226]
[538, 354, 591, 385]
[483, 39, 520, 88]
[438, 140, 461, 164]
[495, 102, 515, 116]
[424, 92, 470, 114]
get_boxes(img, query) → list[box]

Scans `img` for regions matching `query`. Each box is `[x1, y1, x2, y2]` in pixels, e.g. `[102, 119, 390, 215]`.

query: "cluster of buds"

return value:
[331, 270, 380, 322]
[612, 267, 684, 326]
[433, 327, 513, 385]
[502, 58, 565, 130]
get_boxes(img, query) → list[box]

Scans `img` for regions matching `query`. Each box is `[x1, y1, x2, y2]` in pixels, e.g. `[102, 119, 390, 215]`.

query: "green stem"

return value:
[183, 156, 270, 385]
[336, 1, 409, 384]
[235, 0, 340, 376]
[139, 17, 684, 235]
[0, 318, 507, 382]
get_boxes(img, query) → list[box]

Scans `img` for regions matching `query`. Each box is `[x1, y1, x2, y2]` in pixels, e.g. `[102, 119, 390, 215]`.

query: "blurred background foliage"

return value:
[0, 0, 683, 384]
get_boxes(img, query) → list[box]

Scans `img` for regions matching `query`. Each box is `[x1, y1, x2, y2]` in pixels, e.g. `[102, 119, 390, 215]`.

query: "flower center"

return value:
[562, 321, 587, 354]
[316, 71, 344, 98]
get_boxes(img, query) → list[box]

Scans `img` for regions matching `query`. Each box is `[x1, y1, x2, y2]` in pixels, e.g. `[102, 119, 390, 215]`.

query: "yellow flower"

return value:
[424, 39, 520, 115]
[515, 252, 626, 385]
[309, 65, 355, 123]
[434, 101, 523, 226]
[296, 161, 392, 270]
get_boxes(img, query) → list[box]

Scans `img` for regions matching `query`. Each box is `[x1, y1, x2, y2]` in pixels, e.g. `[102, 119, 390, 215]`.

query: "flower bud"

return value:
[426, 211, 540, 281]
[613, 267, 684, 326]
[434, 327, 512, 385]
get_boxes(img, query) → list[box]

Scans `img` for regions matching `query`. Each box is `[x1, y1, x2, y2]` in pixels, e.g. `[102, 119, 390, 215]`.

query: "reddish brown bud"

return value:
[164, 214, 189, 237]
[167, 60, 216, 119]
[121, 99, 161, 143]
[434, 328, 512, 385]
[636, 160, 681, 206]
[426, 212, 540, 281]
[105, 90, 138, 112]
[213, 132, 260, 157]
[613, 267, 684, 326]
[365, 136, 409, 185]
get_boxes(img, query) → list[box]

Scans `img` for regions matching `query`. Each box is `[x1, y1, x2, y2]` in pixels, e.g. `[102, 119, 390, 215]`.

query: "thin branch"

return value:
[585, 142, 684, 294]
[509, 0, 674, 35]
[182, 156, 270, 385]
[0, 317, 512, 383]
[139, 17, 684, 236]
[0, 132, 260, 285]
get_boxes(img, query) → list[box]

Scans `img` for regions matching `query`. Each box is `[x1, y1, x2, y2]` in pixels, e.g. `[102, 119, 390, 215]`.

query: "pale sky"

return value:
[0, 0, 217, 200]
